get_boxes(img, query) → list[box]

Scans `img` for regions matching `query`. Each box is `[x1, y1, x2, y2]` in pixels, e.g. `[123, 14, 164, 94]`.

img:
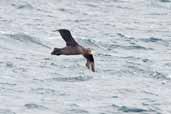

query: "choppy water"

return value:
[0, 0, 171, 114]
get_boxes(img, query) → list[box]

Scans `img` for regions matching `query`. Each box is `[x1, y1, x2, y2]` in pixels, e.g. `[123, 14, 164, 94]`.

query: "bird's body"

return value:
[51, 29, 95, 72]
[52, 46, 84, 55]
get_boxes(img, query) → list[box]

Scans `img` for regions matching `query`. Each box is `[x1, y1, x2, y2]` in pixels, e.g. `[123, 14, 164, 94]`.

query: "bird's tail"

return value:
[51, 48, 63, 55]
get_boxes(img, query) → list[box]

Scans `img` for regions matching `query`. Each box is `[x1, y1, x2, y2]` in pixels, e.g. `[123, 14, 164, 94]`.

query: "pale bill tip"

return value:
[91, 50, 95, 54]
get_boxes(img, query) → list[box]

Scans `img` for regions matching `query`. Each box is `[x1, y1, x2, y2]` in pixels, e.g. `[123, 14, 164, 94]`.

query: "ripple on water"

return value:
[0, 82, 16, 87]
[6, 62, 14, 68]
[106, 44, 150, 51]
[140, 37, 169, 46]
[112, 104, 148, 113]
[24, 103, 48, 110]
[150, 71, 171, 80]
[4, 33, 51, 49]
[11, 1, 33, 10]
[67, 109, 89, 114]
[31, 87, 57, 96]
[118, 106, 147, 113]
[0, 109, 15, 114]
[141, 37, 163, 43]
[159, 0, 171, 3]
[47, 76, 93, 82]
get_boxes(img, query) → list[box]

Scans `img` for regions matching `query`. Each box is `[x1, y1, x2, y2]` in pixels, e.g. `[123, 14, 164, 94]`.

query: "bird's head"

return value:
[85, 48, 95, 55]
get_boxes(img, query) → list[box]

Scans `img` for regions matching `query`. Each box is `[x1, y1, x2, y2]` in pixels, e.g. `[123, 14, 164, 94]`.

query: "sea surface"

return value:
[0, 0, 171, 114]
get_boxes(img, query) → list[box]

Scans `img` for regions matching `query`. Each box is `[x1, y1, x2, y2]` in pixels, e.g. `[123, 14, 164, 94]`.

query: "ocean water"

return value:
[0, 0, 171, 114]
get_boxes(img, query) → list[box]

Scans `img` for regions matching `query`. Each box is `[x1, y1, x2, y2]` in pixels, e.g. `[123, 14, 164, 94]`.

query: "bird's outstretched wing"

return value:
[83, 54, 95, 72]
[57, 29, 79, 46]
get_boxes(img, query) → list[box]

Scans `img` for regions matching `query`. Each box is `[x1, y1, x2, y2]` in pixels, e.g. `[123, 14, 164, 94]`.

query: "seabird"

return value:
[51, 29, 95, 72]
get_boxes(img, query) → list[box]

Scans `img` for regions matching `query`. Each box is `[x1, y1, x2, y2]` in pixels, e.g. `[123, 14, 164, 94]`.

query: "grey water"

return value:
[0, 0, 171, 114]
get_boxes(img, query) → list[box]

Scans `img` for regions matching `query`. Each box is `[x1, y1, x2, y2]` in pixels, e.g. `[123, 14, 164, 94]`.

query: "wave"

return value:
[112, 104, 150, 113]
[7, 33, 50, 48]
[11, 1, 33, 10]
[24, 103, 48, 110]
[141, 37, 163, 43]
[150, 0, 171, 9]
[1, 33, 51, 51]
[105, 43, 151, 51]
[0, 109, 15, 114]
[31, 88, 56, 95]
[150, 71, 171, 80]
[118, 106, 147, 113]
[117, 57, 171, 80]
[46, 76, 93, 82]
[159, 0, 171, 3]
[140, 37, 169, 46]
[67, 108, 89, 114]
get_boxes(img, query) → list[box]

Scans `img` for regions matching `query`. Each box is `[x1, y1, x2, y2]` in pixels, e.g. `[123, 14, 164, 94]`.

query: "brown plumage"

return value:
[51, 29, 95, 72]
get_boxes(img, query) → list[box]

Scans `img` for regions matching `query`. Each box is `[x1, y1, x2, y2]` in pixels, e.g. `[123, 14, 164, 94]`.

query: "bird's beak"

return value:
[90, 50, 95, 55]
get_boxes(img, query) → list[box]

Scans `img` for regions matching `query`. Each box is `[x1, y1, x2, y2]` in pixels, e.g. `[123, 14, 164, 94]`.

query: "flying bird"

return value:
[51, 29, 95, 72]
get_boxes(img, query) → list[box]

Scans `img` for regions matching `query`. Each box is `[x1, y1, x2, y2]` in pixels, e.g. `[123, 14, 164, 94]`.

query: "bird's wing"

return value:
[58, 30, 79, 46]
[83, 54, 95, 72]
[84, 54, 94, 62]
